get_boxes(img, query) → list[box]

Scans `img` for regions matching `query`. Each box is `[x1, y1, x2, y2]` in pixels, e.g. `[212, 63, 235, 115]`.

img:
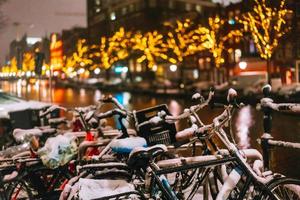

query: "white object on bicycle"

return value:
[175, 124, 198, 141]
[216, 167, 242, 200]
[78, 178, 135, 199]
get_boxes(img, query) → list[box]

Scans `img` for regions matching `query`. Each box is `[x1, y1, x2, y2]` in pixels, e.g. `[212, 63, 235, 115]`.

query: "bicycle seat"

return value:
[78, 162, 132, 180]
[111, 137, 147, 154]
[78, 179, 136, 200]
[127, 144, 168, 170]
[78, 162, 129, 174]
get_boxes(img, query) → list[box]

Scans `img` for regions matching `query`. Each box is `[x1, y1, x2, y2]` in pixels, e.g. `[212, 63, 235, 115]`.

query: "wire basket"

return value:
[134, 104, 176, 146]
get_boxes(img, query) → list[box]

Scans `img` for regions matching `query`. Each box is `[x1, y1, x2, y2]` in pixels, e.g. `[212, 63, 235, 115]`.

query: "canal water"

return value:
[1, 79, 300, 178]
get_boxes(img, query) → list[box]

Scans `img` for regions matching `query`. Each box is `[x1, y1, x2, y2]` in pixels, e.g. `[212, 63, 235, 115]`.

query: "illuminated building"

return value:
[50, 33, 63, 71]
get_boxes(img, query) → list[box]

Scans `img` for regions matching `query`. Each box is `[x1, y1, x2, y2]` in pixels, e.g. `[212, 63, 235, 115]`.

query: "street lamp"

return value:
[152, 65, 158, 72]
[170, 64, 177, 72]
[94, 68, 101, 75]
[239, 61, 247, 70]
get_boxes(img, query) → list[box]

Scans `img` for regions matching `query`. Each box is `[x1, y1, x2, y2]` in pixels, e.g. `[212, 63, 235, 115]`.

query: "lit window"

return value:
[297, 41, 300, 58]
[95, 0, 101, 5]
[149, 0, 156, 7]
[185, 3, 192, 11]
[110, 12, 116, 20]
[195, 5, 202, 13]
[168, 0, 174, 9]
[249, 40, 255, 54]
[228, 19, 235, 25]
[122, 7, 127, 15]
[95, 8, 101, 13]
[235, 49, 242, 62]
[129, 4, 135, 12]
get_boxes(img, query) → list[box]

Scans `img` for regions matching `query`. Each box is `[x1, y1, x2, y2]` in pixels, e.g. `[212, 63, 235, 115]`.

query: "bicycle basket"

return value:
[134, 104, 176, 146]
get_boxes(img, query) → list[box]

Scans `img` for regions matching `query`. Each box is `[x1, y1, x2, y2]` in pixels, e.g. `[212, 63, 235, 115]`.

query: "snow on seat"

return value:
[111, 137, 147, 154]
[78, 178, 136, 200]
[13, 128, 43, 143]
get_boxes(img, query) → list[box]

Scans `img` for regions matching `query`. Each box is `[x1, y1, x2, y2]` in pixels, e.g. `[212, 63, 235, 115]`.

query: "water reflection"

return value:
[169, 100, 182, 116]
[94, 90, 102, 102]
[235, 105, 253, 149]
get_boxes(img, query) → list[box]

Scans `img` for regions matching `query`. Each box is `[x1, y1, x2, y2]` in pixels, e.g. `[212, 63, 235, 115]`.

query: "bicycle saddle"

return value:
[111, 137, 147, 154]
[127, 144, 168, 170]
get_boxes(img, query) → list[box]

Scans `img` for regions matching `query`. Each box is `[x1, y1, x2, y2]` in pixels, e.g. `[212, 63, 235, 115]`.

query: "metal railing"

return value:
[259, 85, 300, 170]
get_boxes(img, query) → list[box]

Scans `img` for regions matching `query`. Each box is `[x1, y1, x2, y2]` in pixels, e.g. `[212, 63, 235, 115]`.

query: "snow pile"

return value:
[13, 128, 43, 143]
[78, 178, 135, 199]
[111, 137, 147, 154]
[38, 134, 78, 169]
[0, 143, 29, 158]
[0, 100, 50, 113]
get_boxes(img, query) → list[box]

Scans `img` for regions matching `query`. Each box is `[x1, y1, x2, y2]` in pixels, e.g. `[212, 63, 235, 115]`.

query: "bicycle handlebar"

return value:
[40, 105, 67, 117]
[175, 88, 238, 142]
[138, 90, 214, 129]
[99, 95, 125, 110]
[96, 108, 127, 119]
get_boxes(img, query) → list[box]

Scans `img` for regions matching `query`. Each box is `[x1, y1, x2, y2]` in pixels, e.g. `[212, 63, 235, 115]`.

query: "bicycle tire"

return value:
[25, 167, 72, 199]
[6, 180, 34, 200]
[259, 177, 300, 200]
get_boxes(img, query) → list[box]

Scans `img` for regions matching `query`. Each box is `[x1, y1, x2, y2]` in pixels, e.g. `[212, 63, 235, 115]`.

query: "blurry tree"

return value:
[22, 53, 35, 72]
[92, 27, 132, 80]
[196, 16, 243, 68]
[96, 27, 132, 69]
[63, 39, 93, 76]
[241, 0, 292, 83]
[194, 16, 243, 83]
[164, 19, 203, 65]
[131, 31, 168, 69]
[163, 19, 208, 85]
[10, 57, 18, 72]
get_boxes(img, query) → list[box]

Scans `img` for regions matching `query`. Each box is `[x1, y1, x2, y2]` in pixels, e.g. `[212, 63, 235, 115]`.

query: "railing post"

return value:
[261, 85, 273, 170]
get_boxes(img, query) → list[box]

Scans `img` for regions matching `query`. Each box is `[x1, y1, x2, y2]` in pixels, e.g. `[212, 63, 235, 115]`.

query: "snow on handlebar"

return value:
[96, 108, 127, 119]
[40, 105, 67, 117]
[99, 95, 125, 110]
[137, 110, 167, 128]
[260, 84, 300, 113]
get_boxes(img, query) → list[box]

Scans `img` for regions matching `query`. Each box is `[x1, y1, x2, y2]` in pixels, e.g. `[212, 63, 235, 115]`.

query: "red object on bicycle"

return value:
[85, 131, 94, 141]
[73, 118, 83, 132]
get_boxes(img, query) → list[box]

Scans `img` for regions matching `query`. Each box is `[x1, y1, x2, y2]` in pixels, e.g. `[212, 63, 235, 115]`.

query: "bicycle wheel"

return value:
[6, 180, 34, 200]
[24, 167, 72, 199]
[260, 178, 300, 200]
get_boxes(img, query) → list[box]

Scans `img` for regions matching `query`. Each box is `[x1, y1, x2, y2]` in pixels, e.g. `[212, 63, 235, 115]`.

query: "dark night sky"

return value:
[0, 0, 86, 65]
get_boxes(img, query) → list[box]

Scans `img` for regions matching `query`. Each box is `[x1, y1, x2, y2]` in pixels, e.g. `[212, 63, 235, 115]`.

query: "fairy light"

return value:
[63, 39, 93, 77]
[163, 19, 204, 65]
[22, 52, 35, 72]
[194, 16, 243, 68]
[131, 31, 168, 68]
[93, 27, 132, 69]
[240, 0, 292, 60]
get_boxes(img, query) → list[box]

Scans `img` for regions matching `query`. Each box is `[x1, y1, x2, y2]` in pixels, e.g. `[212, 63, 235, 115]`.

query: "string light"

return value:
[194, 16, 243, 68]
[240, 0, 292, 60]
[131, 31, 168, 68]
